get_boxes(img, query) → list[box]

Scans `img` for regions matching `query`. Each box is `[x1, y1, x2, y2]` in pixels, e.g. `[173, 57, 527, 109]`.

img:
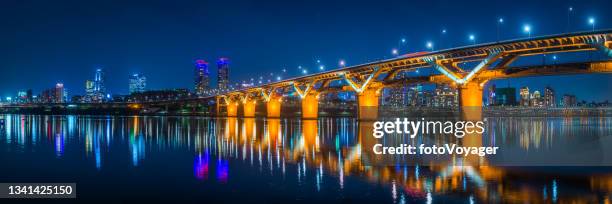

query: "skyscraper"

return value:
[520, 86, 530, 106]
[544, 86, 555, 107]
[85, 80, 95, 96]
[194, 60, 210, 96]
[94, 68, 106, 100]
[487, 85, 496, 106]
[217, 58, 230, 91]
[129, 74, 147, 94]
[55, 83, 65, 103]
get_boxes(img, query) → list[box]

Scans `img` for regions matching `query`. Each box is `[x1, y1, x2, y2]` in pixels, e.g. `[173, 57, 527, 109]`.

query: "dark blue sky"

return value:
[0, 0, 610, 101]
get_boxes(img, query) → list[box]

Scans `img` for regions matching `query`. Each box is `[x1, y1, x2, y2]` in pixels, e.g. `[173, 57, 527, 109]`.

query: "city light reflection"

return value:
[0, 115, 610, 202]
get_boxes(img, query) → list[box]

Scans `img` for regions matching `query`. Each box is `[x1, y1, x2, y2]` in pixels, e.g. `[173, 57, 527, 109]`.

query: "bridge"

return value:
[213, 30, 612, 120]
[1, 31, 611, 118]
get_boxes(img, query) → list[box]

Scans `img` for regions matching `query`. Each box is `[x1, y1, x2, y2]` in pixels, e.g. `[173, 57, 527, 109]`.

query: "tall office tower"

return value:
[217, 58, 230, 90]
[26, 89, 33, 103]
[544, 86, 555, 107]
[194, 60, 210, 96]
[55, 83, 65, 103]
[94, 68, 106, 97]
[519, 86, 530, 106]
[129, 74, 147, 94]
[85, 80, 95, 97]
[487, 85, 496, 106]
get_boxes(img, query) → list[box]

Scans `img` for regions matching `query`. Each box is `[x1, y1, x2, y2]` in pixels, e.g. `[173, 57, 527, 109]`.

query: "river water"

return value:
[0, 114, 611, 202]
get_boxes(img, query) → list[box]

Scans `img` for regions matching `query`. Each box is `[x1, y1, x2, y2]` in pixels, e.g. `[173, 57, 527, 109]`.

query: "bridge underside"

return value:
[214, 60, 612, 120]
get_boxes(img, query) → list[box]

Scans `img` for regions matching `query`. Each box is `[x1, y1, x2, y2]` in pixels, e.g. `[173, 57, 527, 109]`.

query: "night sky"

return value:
[0, 0, 611, 101]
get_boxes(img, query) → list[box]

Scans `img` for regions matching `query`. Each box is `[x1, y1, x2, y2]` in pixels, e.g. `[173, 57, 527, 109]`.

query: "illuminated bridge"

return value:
[212, 30, 612, 120]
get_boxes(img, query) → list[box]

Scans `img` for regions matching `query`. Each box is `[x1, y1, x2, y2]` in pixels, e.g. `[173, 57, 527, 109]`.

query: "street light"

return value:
[589, 17, 595, 31]
[392, 48, 398, 56]
[497, 18, 503, 41]
[426, 41, 433, 51]
[567, 7, 573, 32]
[441, 29, 447, 48]
[319, 65, 325, 70]
[339, 60, 345, 67]
[523, 25, 531, 38]
[469, 34, 475, 45]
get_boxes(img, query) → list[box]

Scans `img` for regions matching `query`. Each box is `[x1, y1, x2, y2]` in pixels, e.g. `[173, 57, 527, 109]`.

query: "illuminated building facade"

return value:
[194, 60, 210, 96]
[129, 74, 147, 94]
[217, 58, 230, 91]
[55, 83, 65, 103]
[544, 86, 555, 107]
[520, 86, 530, 106]
[94, 68, 105, 97]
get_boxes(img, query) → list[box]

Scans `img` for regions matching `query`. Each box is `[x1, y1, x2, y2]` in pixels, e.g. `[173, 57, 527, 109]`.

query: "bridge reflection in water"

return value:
[1, 115, 612, 202]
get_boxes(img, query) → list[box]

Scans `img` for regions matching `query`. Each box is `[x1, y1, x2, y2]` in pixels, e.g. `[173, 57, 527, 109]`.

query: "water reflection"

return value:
[0, 114, 611, 202]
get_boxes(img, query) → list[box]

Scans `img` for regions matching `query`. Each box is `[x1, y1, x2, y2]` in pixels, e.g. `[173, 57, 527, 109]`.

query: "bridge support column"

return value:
[301, 94, 319, 119]
[458, 81, 483, 120]
[242, 99, 256, 117]
[357, 88, 380, 121]
[266, 96, 282, 118]
[458, 81, 484, 165]
[227, 102, 238, 117]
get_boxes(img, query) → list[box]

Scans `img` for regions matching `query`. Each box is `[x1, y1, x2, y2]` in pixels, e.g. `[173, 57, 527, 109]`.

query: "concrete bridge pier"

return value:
[242, 99, 256, 117]
[458, 81, 484, 120]
[227, 102, 238, 117]
[357, 88, 381, 121]
[301, 93, 319, 119]
[266, 95, 282, 118]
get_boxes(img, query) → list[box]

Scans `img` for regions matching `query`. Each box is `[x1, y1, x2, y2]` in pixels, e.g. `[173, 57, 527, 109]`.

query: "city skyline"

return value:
[0, 0, 611, 101]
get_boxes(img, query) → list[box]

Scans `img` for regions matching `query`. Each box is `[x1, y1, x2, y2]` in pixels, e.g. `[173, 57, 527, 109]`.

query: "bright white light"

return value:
[401, 38, 406, 43]
[499, 18, 503, 23]
[276, 76, 281, 81]
[553, 55, 557, 60]
[589, 17, 595, 25]
[302, 69, 308, 74]
[339, 60, 345, 67]
[426, 42, 433, 48]
[319, 65, 325, 70]
[442, 29, 447, 34]
[569, 7, 573, 11]
[469, 35, 475, 41]
[523, 25, 531, 32]
[392, 48, 398, 55]
[282, 68, 286, 72]
[298, 65, 302, 69]
[316, 60, 321, 63]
